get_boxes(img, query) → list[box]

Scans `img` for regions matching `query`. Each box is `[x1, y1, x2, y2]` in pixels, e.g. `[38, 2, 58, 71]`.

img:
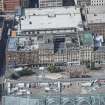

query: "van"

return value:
[81, 82, 92, 87]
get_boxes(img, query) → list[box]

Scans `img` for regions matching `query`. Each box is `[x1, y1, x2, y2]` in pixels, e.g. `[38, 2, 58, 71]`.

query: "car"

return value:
[45, 87, 50, 92]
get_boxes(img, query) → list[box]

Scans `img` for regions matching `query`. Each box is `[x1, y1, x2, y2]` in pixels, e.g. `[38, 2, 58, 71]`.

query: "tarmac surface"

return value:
[0, 17, 13, 76]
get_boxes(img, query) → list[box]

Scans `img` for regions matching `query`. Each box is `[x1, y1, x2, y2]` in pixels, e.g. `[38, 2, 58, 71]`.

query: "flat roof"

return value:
[87, 13, 105, 24]
[86, 5, 105, 14]
[24, 6, 80, 16]
[20, 13, 82, 31]
[81, 32, 93, 46]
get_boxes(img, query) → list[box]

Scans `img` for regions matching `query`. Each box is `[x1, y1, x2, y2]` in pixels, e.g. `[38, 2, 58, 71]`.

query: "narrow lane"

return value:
[0, 19, 13, 76]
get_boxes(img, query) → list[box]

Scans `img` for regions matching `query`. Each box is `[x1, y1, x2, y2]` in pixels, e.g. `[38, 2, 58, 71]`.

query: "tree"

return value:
[48, 65, 61, 73]
[10, 68, 35, 79]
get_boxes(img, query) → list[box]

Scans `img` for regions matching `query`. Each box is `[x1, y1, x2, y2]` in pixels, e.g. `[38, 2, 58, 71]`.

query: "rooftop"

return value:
[23, 6, 80, 16]
[95, 46, 105, 52]
[86, 5, 105, 14]
[20, 14, 82, 31]
[81, 32, 94, 46]
[17, 7, 83, 31]
[87, 13, 105, 24]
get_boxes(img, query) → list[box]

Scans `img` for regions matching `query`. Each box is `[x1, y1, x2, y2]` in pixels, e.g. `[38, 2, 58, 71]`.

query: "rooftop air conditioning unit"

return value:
[48, 13, 56, 17]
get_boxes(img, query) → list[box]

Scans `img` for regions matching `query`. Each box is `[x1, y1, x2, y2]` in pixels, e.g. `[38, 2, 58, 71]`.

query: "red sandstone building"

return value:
[4, 0, 21, 12]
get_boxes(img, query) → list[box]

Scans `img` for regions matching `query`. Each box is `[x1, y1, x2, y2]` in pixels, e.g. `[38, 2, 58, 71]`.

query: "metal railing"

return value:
[2, 94, 105, 105]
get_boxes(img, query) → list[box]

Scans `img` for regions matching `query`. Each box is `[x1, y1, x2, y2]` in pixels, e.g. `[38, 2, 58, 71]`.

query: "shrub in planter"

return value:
[48, 65, 61, 73]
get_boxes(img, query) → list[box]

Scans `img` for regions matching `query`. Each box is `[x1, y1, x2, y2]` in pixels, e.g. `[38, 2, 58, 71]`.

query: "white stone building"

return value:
[39, 0, 62, 8]
[91, 0, 105, 6]
[9, 6, 83, 66]
[0, 0, 4, 11]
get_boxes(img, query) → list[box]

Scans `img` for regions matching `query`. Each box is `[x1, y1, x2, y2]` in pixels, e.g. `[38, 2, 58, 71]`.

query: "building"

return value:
[23, 7, 82, 16]
[63, 0, 75, 6]
[76, 0, 91, 6]
[80, 32, 94, 63]
[7, 7, 83, 67]
[86, 6, 105, 39]
[0, 0, 4, 11]
[27, 0, 63, 8]
[4, 0, 21, 12]
[76, 0, 105, 6]
[94, 46, 105, 64]
[91, 0, 105, 6]
[27, 0, 76, 8]
[19, 7, 83, 44]
[7, 50, 39, 67]
[87, 15, 105, 39]
[80, 46, 93, 63]
[86, 5, 105, 14]
[39, 0, 62, 8]
[21, 0, 30, 8]
[29, 0, 39, 8]
[75, 0, 105, 6]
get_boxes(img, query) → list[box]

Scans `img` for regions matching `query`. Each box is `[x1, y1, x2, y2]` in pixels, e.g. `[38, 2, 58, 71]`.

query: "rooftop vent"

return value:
[29, 21, 32, 24]
[48, 13, 56, 17]
[69, 14, 71, 16]
[94, 14, 97, 16]
[21, 17, 24, 20]
[33, 13, 36, 15]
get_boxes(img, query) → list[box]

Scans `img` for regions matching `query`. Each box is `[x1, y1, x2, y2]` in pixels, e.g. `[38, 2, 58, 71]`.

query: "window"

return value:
[38, 35, 43, 41]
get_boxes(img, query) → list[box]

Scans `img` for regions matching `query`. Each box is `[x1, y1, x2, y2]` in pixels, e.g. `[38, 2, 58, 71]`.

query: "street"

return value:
[0, 17, 14, 103]
[0, 17, 14, 76]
